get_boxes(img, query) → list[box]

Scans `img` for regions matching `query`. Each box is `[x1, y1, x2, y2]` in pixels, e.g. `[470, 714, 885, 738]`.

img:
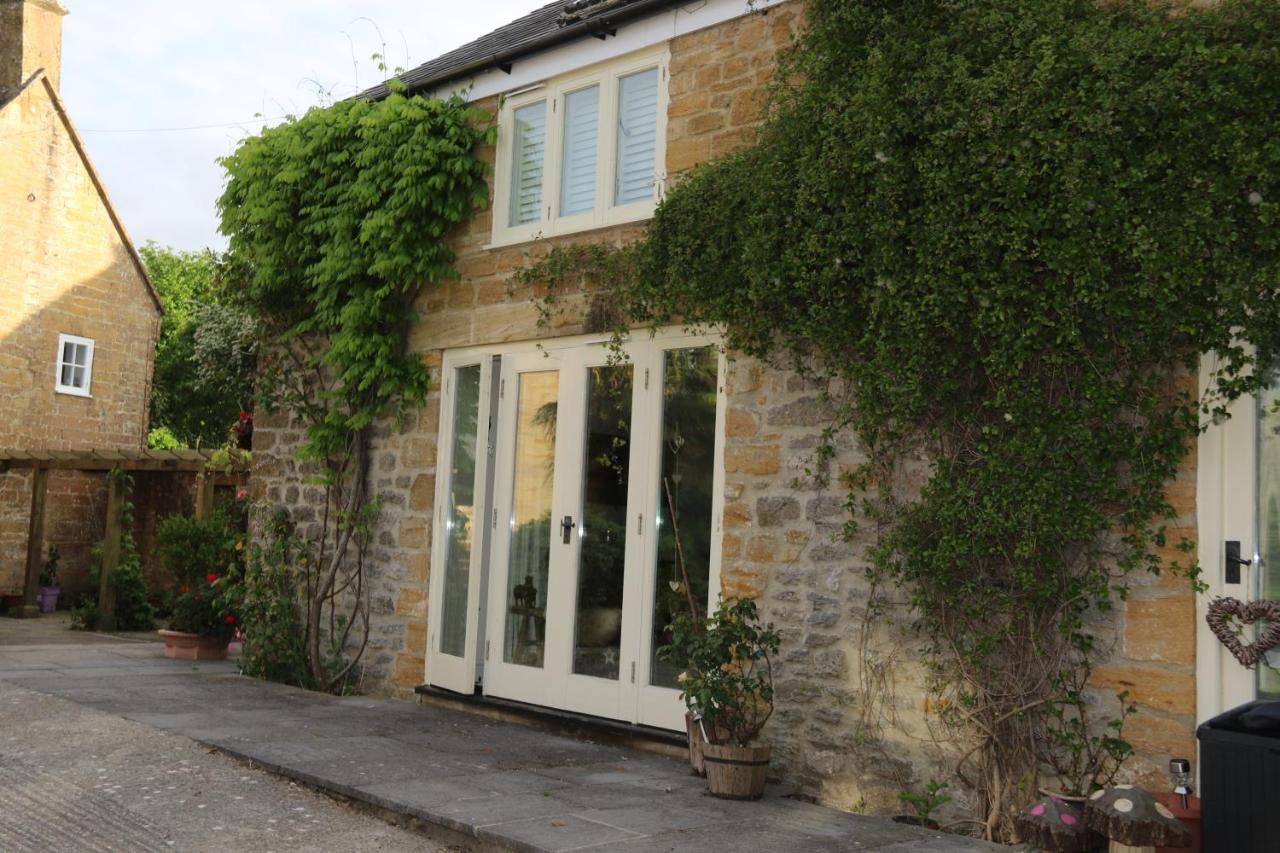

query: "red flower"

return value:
[224, 614, 236, 625]
[179, 584, 189, 594]
[206, 573, 218, 583]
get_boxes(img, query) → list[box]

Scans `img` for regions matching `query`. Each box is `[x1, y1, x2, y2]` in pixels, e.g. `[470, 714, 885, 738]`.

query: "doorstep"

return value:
[414, 683, 688, 761]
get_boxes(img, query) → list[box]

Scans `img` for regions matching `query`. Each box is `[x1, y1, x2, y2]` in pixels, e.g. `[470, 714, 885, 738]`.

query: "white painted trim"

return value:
[424, 0, 785, 105]
[53, 333, 94, 398]
[489, 45, 670, 249]
[1195, 352, 1259, 729]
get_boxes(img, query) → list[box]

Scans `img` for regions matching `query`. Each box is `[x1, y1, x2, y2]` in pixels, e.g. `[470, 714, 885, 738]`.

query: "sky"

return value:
[60, 1, 539, 252]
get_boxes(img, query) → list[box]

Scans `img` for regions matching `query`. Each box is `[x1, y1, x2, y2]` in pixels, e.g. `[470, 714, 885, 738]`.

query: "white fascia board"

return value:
[426, 0, 785, 103]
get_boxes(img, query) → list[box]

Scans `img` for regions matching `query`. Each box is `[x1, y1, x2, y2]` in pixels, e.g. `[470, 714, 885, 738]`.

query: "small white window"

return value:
[54, 334, 94, 397]
[492, 46, 669, 247]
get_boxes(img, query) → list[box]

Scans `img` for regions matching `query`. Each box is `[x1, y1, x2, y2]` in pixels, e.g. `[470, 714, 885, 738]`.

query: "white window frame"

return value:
[490, 46, 670, 248]
[54, 333, 95, 398]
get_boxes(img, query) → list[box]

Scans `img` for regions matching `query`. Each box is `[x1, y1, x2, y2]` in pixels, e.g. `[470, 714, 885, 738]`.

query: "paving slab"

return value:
[0, 622, 1000, 852]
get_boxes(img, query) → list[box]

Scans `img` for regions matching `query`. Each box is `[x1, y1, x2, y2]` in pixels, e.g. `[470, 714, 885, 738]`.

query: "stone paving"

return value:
[0, 620, 1000, 852]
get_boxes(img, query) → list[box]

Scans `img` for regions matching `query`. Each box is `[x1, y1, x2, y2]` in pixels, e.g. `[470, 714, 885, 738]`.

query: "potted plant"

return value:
[156, 507, 242, 660]
[674, 597, 781, 800]
[36, 544, 60, 614]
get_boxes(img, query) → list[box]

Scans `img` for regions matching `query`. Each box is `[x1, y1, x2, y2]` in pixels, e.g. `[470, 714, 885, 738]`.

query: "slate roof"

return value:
[361, 0, 679, 99]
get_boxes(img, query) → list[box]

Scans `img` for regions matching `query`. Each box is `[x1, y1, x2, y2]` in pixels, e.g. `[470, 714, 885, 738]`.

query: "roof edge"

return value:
[360, 0, 682, 100]
[18, 70, 164, 314]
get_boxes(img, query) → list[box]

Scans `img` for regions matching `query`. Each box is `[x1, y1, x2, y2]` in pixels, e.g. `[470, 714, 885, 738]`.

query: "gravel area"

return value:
[0, 681, 462, 852]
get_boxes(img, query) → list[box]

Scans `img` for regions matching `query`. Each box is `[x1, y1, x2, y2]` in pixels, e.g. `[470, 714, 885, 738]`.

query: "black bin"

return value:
[1196, 700, 1280, 853]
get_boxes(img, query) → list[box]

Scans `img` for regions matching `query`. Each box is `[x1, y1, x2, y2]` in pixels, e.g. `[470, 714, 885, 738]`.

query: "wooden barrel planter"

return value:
[702, 743, 771, 800]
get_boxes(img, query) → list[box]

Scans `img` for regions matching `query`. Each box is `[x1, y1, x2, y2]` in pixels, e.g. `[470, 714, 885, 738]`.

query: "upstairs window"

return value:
[493, 48, 668, 246]
[55, 333, 94, 397]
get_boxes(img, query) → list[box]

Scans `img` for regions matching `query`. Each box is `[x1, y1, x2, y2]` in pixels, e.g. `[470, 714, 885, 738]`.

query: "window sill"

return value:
[54, 387, 92, 399]
[484, 208, 655, 252]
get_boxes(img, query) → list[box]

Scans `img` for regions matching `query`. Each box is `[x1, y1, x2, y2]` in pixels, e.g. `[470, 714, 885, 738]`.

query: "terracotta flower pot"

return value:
[702, 742, 771, 800]
[158, 629, 230, 661]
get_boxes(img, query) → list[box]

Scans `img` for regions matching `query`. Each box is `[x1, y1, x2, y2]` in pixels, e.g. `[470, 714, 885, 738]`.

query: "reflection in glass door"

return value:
[572, 365, 633, 681]
[503, 370, 560, 670]
[648, 347, 719, 689]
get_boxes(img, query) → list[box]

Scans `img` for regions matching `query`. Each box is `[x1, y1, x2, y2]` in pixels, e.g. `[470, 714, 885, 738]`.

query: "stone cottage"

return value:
[253, 0, 1257, 812]
[0, 0, 163, 600]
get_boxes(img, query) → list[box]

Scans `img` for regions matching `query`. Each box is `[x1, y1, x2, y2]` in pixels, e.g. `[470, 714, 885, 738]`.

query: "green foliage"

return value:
[526, 0, 1280, 833]
[146, 426, 183, 450]
[1040, 683, 1136, 797]
[217, 85, 493, 691]
[898, 781, 951, 825]
[234, 509, 311, 686]
[38, 544, 59, 588]
[76, 472, 155, 632]
[141, 243, 256, 447]
[217, 90, 493, 464]
[662, 598, 780, 747]
[156, 504, 245, 639]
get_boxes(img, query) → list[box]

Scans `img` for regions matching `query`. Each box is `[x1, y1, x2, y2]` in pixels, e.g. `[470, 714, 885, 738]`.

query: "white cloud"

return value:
[61, 0, 539, 250]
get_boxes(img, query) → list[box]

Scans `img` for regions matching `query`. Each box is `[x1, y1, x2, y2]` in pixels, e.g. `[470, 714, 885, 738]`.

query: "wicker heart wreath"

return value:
[1206, 597, 1280, 667]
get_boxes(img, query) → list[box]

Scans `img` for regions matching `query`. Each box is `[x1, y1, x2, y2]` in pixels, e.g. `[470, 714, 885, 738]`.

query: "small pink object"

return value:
[1060, 813, 1076, 825]
[1030, 803, 1045, 816]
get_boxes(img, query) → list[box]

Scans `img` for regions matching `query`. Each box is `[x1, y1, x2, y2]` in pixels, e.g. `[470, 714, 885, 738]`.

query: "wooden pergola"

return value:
[0, 448, 251, 625]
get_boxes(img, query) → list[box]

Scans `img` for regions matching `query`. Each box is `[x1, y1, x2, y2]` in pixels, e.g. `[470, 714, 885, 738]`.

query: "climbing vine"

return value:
[217, 85, 493, 690]
[521, 0, 1280, 838]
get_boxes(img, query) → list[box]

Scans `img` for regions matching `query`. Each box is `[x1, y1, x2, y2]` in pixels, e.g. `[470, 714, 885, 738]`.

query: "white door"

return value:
[1196, 357, 1280, 721]
[429, 332, 726, 729]
[483, 350, 573, 709]
[425, 356, 496, 694]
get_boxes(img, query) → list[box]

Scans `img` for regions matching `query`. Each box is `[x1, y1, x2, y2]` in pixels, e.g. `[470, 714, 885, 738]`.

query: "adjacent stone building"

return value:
[0, 0, 162, 597]
[253, 0, 1236, 816]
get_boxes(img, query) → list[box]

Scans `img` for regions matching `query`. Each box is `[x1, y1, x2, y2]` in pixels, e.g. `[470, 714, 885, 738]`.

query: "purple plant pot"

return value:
[36, 586, 60, 614]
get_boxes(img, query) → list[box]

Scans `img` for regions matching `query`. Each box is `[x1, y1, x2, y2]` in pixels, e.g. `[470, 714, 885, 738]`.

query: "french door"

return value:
[425, 332, 724, 730]
[1196, 356, 1280, 722]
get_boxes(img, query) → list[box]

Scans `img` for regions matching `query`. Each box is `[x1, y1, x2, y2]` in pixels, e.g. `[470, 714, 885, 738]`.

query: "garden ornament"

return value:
[1083, 785, 1190, 852]
[1205, 596, 1280, 667]
[1014, 795, 1099, 852]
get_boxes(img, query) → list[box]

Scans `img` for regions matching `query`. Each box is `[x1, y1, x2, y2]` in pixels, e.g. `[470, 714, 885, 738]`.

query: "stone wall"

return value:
[0, 70, 160, 592]
[250, 0, 1198, 815]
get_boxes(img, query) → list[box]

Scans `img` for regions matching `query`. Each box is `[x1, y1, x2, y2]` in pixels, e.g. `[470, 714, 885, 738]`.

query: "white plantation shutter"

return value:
[559, 85, 599, 216]
[509, 101, 547, 227]
[614, 68, 659, 205]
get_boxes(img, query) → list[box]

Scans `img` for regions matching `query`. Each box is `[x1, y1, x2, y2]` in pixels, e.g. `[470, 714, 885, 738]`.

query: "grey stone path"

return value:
[0, 621, 998, 852]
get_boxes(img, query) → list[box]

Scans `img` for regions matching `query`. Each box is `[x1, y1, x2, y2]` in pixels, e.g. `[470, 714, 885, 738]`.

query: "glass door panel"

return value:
[440, 365, 482, 657]
[427, 358, 494, 695]
[572, 364, 634, 681]
[649, 347, 720, 688]
[503, 370, 560, 669]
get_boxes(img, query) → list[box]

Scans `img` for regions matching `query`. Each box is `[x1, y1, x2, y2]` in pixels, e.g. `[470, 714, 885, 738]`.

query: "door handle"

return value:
[561, 515, 575, 545]
[1225, 540, 1250, 584]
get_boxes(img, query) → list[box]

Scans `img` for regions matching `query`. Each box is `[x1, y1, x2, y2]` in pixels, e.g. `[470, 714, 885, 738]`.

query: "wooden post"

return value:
[18, 467, 49, 618]
[194, 472, 215, 521]
[96, 469, 125, 632]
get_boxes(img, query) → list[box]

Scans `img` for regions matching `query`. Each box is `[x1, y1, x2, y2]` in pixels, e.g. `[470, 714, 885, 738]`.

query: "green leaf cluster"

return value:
[525, 0, 1280, 828]
[217, 91, 493, 462]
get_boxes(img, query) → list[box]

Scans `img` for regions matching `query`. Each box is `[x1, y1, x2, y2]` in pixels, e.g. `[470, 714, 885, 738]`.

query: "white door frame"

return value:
[422, 328, 726, 730]
[425, 354, 497, 695]
[1195, 353, 1260, 724]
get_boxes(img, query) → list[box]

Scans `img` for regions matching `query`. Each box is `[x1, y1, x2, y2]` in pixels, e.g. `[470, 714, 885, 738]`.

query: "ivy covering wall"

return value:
[526, 0, 1280, 838]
